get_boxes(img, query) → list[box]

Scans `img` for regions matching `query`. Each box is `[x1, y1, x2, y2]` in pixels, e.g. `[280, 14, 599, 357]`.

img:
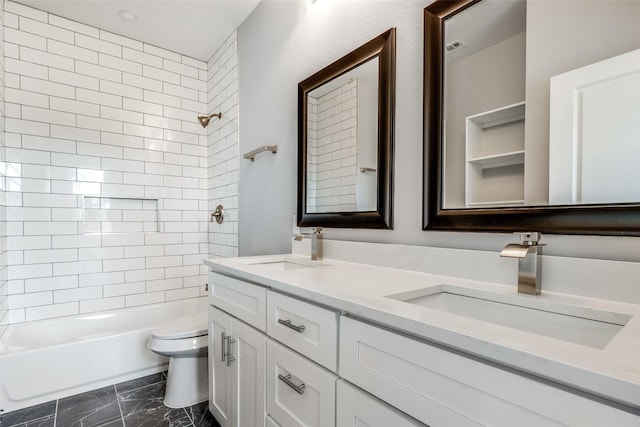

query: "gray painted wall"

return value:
[238, 0, 640, 262]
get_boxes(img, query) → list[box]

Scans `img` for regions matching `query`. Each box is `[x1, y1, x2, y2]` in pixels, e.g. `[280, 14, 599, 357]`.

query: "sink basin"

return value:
[386, 285, 632, 349]
[248, 261, 316, 271]
[236, 257, 326, 271]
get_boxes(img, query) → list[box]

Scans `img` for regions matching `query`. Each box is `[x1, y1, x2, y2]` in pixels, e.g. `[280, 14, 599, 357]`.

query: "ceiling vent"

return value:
[445, 40, 465, 53]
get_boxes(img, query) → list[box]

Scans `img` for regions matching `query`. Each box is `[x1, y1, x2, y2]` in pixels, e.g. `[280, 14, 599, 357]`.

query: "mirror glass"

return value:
[443, 0, 526, 209]
[306, 58, 379, 213]
[298, 29, 395, 229]
[424, 0, 640, 235]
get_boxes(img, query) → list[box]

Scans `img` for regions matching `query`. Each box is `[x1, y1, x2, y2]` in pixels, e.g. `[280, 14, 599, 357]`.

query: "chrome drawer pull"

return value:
[226, 335, 236, 367]
[277, 318, 306, 332]
[278, 374, 306, 395]
[221, 332, 227, 362]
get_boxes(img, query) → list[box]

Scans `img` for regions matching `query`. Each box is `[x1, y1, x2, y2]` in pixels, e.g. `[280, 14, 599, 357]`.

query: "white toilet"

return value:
[147, 312, 209, 408]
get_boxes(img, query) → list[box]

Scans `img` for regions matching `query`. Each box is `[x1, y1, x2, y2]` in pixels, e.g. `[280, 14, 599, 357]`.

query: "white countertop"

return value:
[205, 254, 640, 409]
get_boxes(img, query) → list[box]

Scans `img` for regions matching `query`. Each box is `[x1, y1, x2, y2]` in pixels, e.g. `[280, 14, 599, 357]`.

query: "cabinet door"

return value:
[336, 380, 427, 427]
[233, 318, 267, 427]
[208, 306, 233, 427]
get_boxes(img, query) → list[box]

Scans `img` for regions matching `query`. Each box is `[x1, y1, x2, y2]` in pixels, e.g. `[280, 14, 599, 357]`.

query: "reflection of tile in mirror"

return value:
[307, 78, 359, 213]
[307, 58, 379, 213]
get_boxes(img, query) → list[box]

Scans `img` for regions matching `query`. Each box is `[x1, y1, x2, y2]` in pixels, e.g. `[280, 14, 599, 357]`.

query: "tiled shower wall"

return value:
[0, 0, 8, 334]
[206, 30, 239, 259]
[3, 1, 213, 323]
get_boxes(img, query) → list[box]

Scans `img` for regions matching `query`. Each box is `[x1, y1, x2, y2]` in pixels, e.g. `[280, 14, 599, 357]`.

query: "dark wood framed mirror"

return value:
[298, 28, 395, 229]
[423, 0, 640, 236]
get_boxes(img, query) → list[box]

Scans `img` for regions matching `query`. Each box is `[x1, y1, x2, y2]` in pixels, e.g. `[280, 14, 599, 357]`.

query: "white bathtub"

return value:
[0, 297, 208, 414]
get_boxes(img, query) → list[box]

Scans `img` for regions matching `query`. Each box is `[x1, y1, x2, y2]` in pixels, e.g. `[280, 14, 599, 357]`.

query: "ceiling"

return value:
[445, 0, 526, 63]
[14, 0, 262, 61]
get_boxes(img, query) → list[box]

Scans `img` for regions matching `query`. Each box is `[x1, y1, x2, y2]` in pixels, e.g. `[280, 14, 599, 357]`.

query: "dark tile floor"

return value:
[0, 372, 221, 427]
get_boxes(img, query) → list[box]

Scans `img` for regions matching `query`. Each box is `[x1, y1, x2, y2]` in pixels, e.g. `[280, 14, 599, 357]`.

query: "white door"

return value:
[208, 306, 233, 427]
[549, 48, 640, 204]
[233, 317, 267, 427]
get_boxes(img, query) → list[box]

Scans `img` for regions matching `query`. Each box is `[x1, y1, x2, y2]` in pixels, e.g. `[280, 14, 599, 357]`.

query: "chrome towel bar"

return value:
[244, 145, 278, 161]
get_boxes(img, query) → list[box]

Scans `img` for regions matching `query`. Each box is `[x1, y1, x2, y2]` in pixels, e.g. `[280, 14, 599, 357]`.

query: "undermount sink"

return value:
[237, 257, 325, 271]
[386, 285, 632, 349]
[250, 261, 316, 271]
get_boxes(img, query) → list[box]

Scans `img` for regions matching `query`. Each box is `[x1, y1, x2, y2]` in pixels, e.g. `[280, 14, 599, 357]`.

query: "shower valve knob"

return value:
[211, 205, 224, 224]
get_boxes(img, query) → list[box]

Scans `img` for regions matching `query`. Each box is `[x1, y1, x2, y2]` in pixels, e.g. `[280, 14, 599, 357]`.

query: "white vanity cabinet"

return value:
[208, 306, 266, 427]
[208, 270, 342, 427]
[208, 272, 268, 427]
[265, 290, 339, 427]
[266, 415, 282, 427]
[208, 264, 639, 427]
[266, 339, 337, 427]
[266, 290, 338, 371]
[336, 380, 427, 427]
[208, 272, 266, 331]
[339, 316, 639, 427]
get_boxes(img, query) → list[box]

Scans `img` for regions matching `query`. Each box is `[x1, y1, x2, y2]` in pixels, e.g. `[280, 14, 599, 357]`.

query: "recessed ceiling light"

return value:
[118, 10, 138, 21]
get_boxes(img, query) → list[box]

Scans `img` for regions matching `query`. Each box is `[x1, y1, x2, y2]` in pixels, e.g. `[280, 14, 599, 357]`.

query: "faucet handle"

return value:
[293, 227, 323, 241]
[515, 232, 542, 246]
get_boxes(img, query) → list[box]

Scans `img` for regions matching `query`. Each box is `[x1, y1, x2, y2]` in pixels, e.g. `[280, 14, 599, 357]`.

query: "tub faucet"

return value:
[293, 227, 323, 260]
[500, 232, 545, 295]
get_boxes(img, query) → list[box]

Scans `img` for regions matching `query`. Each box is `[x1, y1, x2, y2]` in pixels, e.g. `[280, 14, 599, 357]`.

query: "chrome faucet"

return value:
[293, 227, 323, 260]
[500, 232, 545, 295]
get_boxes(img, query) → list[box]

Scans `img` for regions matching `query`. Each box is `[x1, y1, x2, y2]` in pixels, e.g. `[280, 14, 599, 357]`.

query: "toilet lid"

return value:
[151, 312, 208, 340]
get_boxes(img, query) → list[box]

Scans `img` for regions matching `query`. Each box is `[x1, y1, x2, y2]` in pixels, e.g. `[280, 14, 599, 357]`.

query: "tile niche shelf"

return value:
[465, 101, 525, 208]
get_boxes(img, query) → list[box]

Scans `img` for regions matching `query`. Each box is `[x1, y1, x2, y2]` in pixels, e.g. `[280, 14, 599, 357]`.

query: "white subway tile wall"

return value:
[2, 0, 229, 323]
[207, 30, 239, 259]
[83, 196, 159, 234]
[307, 79, 358, 212]
[1, 0, 8, 334]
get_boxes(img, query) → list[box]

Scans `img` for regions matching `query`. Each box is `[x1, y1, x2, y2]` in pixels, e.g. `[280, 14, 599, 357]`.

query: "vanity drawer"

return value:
[267, 291, 338, 371]
[339, 316, 638, 427]
[209, 271, 267, 331]
[336, 380, 427, 427]
[266, 339, 337, 427]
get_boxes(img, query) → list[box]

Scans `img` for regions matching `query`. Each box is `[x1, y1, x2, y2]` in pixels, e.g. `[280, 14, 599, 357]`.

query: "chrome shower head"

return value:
[198, 112, 222, 128]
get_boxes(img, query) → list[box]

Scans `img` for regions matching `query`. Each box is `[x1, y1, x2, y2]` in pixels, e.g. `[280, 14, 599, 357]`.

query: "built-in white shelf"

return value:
[468, 102, 526, 130]
[467, 150, 525, 169]
[467, 199, 525, 208]
[465, 102, 525, 207]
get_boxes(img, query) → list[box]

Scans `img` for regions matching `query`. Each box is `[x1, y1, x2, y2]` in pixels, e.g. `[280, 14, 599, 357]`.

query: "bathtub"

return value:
[0, 297, 208, 414]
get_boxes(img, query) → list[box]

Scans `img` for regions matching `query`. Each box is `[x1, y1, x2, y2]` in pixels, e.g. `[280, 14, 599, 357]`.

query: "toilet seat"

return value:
[148, 312, 208, 358]
[151, 313, 207, 340]
[148, 334, 208, 356]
